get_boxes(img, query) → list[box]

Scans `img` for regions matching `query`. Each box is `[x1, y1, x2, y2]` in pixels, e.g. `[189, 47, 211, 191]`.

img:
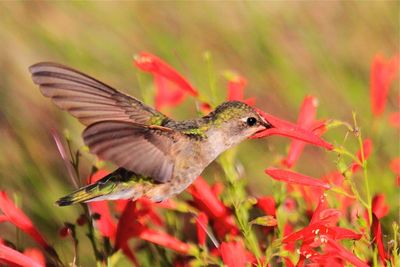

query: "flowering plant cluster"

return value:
[0, 52, 398, 266]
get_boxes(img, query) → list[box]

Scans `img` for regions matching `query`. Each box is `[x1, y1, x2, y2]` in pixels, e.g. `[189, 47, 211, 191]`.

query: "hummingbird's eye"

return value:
[246, 117, 257, 126]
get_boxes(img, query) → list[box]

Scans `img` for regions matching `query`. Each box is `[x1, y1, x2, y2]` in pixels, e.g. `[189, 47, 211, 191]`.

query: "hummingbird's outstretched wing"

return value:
[83, 120, 185, 183]
[29, 62, 168, 126]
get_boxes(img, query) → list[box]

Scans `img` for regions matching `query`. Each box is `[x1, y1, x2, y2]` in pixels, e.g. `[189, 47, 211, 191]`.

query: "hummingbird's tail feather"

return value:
[56, 168, 150, 206]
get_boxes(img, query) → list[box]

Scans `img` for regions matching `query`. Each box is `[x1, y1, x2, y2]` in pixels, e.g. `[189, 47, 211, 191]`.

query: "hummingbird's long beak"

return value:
[259, 115, 274, 129]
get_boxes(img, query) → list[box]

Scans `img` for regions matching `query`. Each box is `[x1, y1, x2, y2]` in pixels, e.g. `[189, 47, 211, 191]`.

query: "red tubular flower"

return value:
[389, 112, 400, 128]
[390, 157, 400, 175]
[351, 139, 373, 173]
[253, 108, 333, 150]
[0, 243, 44, 267]
[370, 54, 399, 116]
[371, 194, 389, 219]
[139, 229, 190, 254]
[115, 200, 190, 266]
[134, 52, 198, 96]
[324, 240, 369, 267]
[265, 168, 331, 189]
[195, 212, 209, 246]
[89, 201, 117, 240]
[227, 74, 247, 101]
[0, 191, 49, 249]
[283, 223, 295, 252]
[86, 170, 117, 240]
[187, 177, 238, 238]
[282, 96, 318, 168]
[256, 196, 276, 217]
[372, 213, 389, 265]
[154, 74, 187, 110]
[24, 248, 46, 267]
[283, 194, 363, 266]
[188, 177, 227, 218]
[219, 240, 248, 267]
[115, 201, 143, 266]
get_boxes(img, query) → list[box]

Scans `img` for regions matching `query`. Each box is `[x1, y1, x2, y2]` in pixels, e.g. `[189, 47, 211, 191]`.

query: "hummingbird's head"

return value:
[206, 101, 273, 145]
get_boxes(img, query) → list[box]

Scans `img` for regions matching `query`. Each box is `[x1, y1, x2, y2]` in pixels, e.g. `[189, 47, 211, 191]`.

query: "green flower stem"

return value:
[219, 152, 262, 263]
[353, 113, 372, 225]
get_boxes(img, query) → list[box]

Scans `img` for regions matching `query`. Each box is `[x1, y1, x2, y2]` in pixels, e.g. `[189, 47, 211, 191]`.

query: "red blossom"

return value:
[372, 213, 389, 265]
[87, 170, 117, 240]
[115, 200, 190, 266]
[390, 157, 400, 175]
[134, 52, 198, 96]
[188, 177, 227, 218]
[283, 223, 295, 252]
[139, 229, 191, 254]
[154, 75, 187, 110]
[256, 196, 276, 217]
[324, 240, 369, 267]
[115, 201, 143, 266]
[0, 243, 44, 267]
[227, 74, 247, 101]
[23, 248, 46, 267]
[253, 109, 333, 150]
[282, 96, 319, 168]
[195, 212, 209, 246]
[211, 182, 224, 196]
[370, 54, 399, 116]
[187, 177, 238, 238]
[351, 139, 373, 173]
[89, 201, 117, 240]
[265, 168, 331, 189]
[283, 194, 363, 266]
[219, 240, 248, 267]
[389, 112, 400, 128]
[372, 194, 389, 219]
[0, 191, 49, 249]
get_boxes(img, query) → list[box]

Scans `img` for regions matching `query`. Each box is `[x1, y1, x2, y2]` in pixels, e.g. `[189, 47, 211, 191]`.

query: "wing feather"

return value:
[29, 62, 167, 126]
[83, 121, 183, 183]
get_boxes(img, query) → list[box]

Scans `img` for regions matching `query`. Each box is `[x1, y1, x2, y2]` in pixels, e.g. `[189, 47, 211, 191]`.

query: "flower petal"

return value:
[265, 168, 331, 189]
[115, 201, 144, 250]
[390, 157, 400, 175]
[331, 227, 362, 240]
[282, 96, 318, 168]
[187, 177, 227, 218]
[187, 177, 238, 238]
[371, 194, 389, 219]
[23, 248, 46, 267]
[195, 212, 209, 246]
[88, 201, 117, 240]
[372, 213, 389, 265]
[139, 229, 191, 254]
[389, 112, 400, 128]
[134, 52, 198, 96]
[0, 243, 44, 267]
[220, 240, 248, 267]
[227, 74, 247, 101]
[0, 191, 49, 249]
[154, 74, 187, 110]
[253, 109, 333, 150]
[256, 196, 276, 217]
[326, 240, 369, 267]
[370, 54, 399, 116]
[87, 170, 117, 240]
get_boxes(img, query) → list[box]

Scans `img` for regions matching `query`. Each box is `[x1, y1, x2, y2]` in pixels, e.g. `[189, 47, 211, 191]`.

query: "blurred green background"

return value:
[0, 2, 398, 265]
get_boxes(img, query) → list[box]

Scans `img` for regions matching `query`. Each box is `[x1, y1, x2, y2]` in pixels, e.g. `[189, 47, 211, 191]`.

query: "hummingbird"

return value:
[29, 62, 272, 206]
